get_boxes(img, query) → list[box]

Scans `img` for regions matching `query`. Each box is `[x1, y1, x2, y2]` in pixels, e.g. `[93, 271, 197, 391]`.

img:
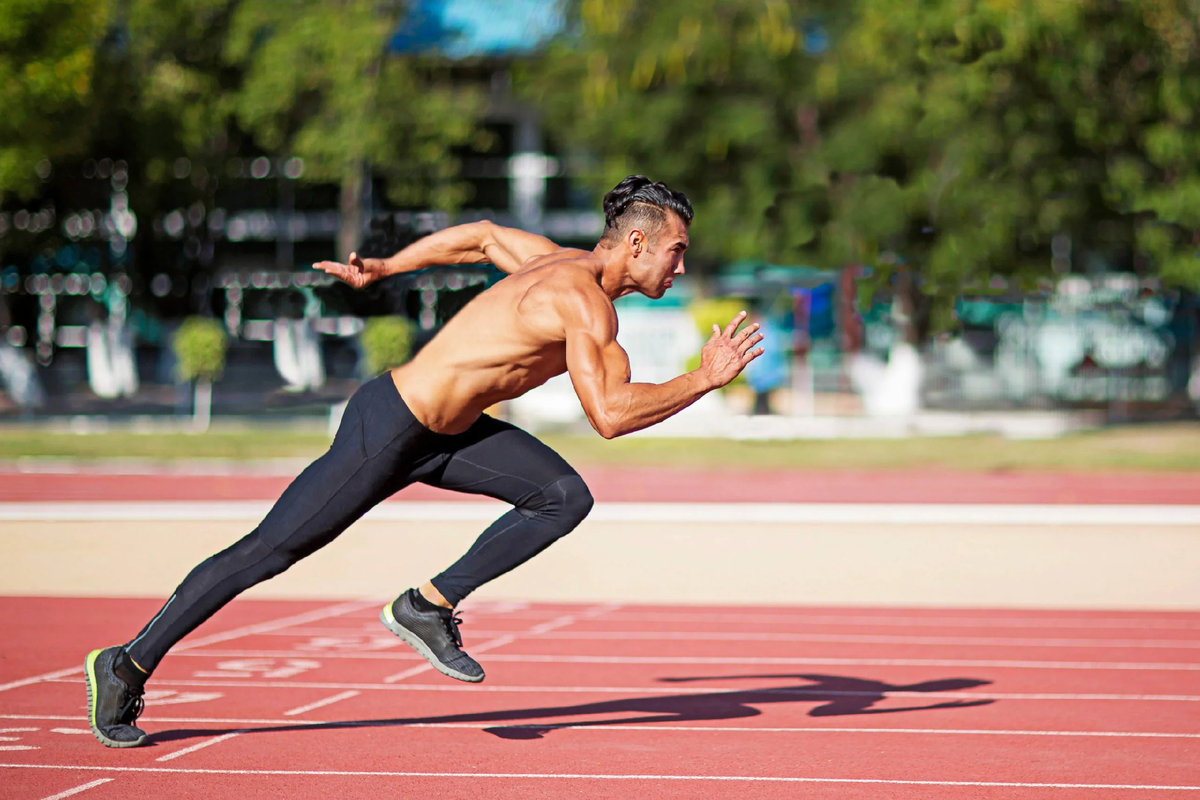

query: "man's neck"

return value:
[592, 244, 638, 300]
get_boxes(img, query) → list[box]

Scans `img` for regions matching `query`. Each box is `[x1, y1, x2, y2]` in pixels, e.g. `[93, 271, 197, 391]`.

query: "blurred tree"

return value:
[522, 0, 833, 268]
[809, 0, 1200, 330]
[225, 0, 484, 259]
[0, 0, 108, 199]
[360, 314, 414, 376]
[528, 0, 1200, 338]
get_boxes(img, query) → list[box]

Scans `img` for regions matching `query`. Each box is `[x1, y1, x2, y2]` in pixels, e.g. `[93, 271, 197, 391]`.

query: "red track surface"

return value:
[2, 596, 1199, 798]
[3, 467, 1200, 503]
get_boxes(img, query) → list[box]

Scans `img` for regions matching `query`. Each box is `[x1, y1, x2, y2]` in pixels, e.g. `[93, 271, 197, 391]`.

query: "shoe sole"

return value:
[84, 649, 147, 748]
[379, 604, 484, 683]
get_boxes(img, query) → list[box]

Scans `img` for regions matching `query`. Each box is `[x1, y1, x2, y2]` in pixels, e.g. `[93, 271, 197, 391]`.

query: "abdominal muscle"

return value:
[388, 263, 581, 434]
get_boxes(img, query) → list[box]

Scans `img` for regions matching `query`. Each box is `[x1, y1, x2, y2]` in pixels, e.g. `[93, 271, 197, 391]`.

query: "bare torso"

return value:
[392, 248, 606, 433]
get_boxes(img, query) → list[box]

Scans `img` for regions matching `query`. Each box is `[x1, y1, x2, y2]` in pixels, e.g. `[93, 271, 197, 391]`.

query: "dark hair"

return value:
[599, 175, 693, 247]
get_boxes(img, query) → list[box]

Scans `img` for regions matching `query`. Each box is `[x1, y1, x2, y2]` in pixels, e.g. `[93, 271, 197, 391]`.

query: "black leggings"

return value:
[126, 374, 593, 673]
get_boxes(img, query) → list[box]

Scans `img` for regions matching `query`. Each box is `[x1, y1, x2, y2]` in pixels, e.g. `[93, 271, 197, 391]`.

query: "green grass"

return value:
[2, 423, 1200, 471]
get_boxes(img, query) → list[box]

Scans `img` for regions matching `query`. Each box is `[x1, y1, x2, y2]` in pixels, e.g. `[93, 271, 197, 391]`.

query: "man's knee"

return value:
[547, 474, 594, 526]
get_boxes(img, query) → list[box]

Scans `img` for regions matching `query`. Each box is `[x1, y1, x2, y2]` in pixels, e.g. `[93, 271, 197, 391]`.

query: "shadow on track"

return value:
[147, 672, 994, 745]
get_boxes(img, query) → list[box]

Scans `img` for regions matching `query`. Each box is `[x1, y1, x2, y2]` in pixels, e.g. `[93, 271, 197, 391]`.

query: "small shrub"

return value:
[173, 317, 227, 383]
[360, 316, 415, 376]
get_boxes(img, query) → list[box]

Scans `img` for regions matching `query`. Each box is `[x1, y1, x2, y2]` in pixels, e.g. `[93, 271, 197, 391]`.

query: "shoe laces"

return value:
[440, 611, 465, 649]
[117, 689, 145, 726]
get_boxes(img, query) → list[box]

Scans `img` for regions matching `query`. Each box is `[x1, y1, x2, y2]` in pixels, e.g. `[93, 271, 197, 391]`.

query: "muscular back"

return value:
[393, 250, 610, 433]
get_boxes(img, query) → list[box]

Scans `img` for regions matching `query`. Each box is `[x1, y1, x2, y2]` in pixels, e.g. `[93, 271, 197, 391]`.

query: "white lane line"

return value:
[294, 629, 1200, 649]
[135, 649, 1200, 671]
[283, 691, 360, 717]
[156, 730, 246, 762]
[5, 500, 1200, 526]
[174, 600, 379, 652]
[0, 601, 375, 698]
[380, 636, 515, 684]
[595, 611, 1200, 631]
[1, 763, 1199, 789]
[0, 667, 86, 694]
[16, 714, 1200, 737]
[50, 728, 92, 735]
[39, 778, 114, 799]
[382, 603, 619, 684]
[5, 714, 1199, 739]
[40, 679, 1200, 703]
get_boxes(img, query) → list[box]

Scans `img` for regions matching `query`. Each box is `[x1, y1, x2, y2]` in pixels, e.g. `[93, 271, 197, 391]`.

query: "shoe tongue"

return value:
[113, 650, 147, 691]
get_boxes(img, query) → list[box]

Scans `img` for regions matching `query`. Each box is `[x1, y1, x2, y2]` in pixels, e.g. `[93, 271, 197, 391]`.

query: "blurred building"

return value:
[0, 0, 601, 417]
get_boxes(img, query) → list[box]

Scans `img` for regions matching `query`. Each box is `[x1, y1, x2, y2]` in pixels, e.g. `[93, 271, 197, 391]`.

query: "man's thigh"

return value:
[421, 416, 582, 506]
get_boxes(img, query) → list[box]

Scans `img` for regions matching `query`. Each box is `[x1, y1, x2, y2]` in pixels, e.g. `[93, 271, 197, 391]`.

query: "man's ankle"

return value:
[417, 582, 453, 610]
[113, 648, 148, 690]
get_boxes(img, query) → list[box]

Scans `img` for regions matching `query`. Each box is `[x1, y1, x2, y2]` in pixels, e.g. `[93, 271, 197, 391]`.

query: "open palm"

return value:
[312, 252, 390, 289]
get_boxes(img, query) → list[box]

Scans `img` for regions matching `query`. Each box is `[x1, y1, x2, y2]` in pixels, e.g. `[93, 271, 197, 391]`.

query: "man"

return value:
[84, 175, 764, 748]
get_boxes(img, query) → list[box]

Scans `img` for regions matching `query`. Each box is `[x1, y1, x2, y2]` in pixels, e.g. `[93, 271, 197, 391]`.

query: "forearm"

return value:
[382, 222, 490, 275]
[594, 371, 713, 439]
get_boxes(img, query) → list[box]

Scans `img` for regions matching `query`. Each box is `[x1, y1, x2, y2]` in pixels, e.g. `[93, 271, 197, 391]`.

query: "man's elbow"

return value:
[590, 411, 622, 440]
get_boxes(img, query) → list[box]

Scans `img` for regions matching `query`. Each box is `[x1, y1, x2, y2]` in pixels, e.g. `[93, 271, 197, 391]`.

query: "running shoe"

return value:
[84, 646, 148, 748]
[380, 589, 485, 682]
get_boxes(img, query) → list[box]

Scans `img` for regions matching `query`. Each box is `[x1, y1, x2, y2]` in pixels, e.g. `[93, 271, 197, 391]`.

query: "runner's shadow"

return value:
[146, 672, 994, 744]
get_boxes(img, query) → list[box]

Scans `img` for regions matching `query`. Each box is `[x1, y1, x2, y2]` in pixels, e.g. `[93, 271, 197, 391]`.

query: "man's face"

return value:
[630, 212, 688, 298]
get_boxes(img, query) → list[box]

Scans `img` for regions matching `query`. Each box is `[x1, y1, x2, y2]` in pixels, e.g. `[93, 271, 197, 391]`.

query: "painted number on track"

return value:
[193, 658, 321, 679]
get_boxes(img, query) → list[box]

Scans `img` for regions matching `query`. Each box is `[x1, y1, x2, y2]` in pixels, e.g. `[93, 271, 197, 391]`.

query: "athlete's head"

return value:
[597, 175, 693, 298]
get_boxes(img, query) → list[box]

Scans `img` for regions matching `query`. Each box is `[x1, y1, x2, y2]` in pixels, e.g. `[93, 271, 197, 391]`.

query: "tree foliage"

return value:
[0, 0, 109, 198]
[528, 0, 1200, 327]
[226, 0, 484, 255]
[173, 315, 227, 382]
[359, 314, 414, 375]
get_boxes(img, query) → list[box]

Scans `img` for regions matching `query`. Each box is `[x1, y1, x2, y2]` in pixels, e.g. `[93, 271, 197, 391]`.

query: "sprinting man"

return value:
[85, 175, 765, 748]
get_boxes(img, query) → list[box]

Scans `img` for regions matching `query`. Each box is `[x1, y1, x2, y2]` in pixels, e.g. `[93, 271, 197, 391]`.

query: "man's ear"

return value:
[628, 229, 645, 256]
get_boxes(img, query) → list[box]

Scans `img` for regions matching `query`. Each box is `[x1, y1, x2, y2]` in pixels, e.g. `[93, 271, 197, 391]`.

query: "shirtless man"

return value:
[84, 175, 765, 748]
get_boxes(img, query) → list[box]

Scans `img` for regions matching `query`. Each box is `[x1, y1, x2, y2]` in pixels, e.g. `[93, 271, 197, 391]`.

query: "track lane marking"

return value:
[38, 779, 114, 800]
[35, 681, 1200, 702]
[259, 629, 1200, 649]
[156, 730, 247, 762]
[2, 763, 1199, 789]
[381, 602, 621, 684]
[5, 500, 1200, 525]
[283, 691, 360, 717]
[123, 649, 1200, 671]
[593, 611, 1200, 630]
[7, 715, 1200, 738]
[0, 600, 376, 697]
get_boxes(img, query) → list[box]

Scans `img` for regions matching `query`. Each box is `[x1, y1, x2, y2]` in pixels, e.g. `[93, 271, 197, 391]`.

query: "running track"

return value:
[2, 468, 1198, 797]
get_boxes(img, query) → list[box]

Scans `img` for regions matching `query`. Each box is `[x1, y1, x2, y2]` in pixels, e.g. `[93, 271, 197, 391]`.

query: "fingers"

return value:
[741, 344, 765, 363]
[312, 261, 346, 278]
[312, 261, 360, 287]
[722, 311, 748, 338]
[734, 322, 761, 344]
[738, 332, 764, 355]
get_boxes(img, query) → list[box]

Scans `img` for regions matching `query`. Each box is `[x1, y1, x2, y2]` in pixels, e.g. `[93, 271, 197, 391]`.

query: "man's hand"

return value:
[697, 311, 764, 390]
[312, 252, 390, 289]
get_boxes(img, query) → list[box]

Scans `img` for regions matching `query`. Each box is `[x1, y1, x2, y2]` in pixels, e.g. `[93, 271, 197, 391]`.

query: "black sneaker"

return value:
[84, 646, 148, 748]
[380, 589, 485, 683]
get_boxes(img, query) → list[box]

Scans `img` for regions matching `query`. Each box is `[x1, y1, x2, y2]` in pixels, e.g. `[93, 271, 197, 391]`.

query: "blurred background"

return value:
[4, 0, 1200, 458]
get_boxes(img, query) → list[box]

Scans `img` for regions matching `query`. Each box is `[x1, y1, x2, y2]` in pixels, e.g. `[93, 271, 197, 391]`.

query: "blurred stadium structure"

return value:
[1, 0, 1199, 434]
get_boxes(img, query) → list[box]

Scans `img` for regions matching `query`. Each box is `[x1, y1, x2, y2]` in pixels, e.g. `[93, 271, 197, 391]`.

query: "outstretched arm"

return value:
[313, 221, 562, 288]
[566, 301, 764, 440]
